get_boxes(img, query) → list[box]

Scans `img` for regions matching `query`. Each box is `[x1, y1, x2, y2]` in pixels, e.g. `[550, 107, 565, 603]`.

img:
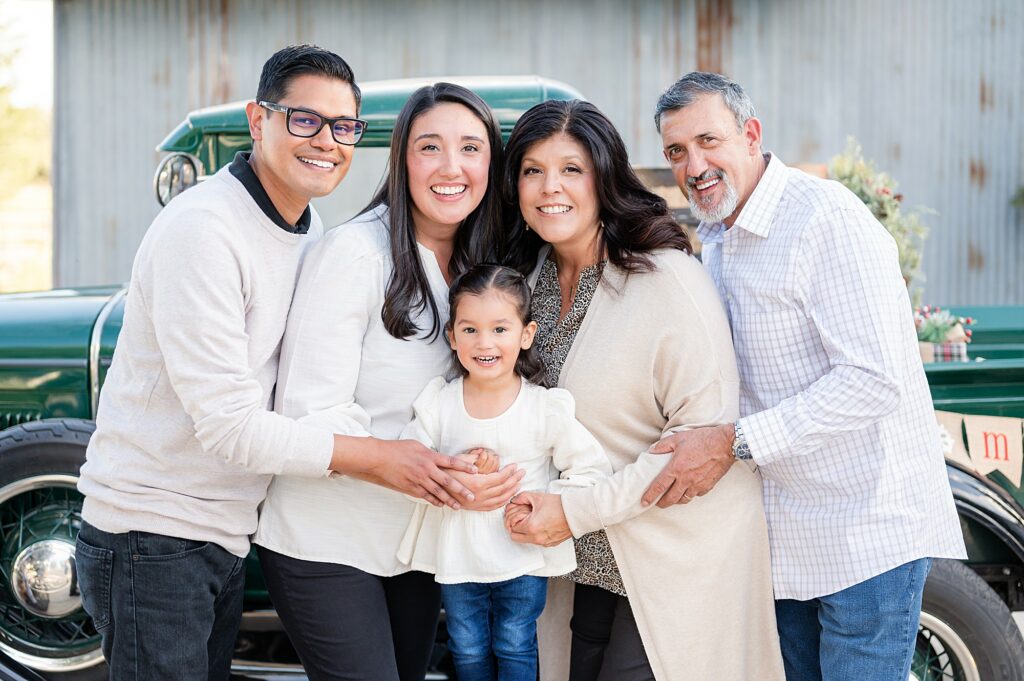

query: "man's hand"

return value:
[450, 464, 525, 512]
[354, 438, 478, 509]
[504, 492, 572, 547]
[640, 424, 735, 508]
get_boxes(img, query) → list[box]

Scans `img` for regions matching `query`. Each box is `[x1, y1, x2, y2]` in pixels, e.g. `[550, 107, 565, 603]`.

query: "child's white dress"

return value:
[397, 376, 611, 584]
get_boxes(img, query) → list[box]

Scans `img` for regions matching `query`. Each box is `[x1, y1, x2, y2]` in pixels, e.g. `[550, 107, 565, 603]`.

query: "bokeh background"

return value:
[1, 0, 1021, 304]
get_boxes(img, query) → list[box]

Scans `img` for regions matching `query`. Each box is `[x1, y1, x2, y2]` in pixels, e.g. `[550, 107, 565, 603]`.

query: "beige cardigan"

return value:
[536, 248, 784, 681]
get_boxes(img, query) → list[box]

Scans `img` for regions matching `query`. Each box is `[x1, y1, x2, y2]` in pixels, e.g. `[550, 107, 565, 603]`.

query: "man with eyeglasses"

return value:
[75, 45, 477, 680]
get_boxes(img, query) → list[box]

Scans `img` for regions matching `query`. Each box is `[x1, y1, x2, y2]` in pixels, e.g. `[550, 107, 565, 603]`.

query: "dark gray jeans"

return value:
[75, 520, 245, 680]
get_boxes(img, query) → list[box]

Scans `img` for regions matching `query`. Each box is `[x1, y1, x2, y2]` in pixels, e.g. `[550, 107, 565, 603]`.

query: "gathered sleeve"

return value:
[398, 376, 447, 449]
[561, 257, 741, 537]
[544, 388, 613, 493]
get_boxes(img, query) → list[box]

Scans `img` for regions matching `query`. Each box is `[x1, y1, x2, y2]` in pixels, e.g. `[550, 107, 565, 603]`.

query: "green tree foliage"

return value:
[828, 138, 930, 290]
[0, 6, 50, 201]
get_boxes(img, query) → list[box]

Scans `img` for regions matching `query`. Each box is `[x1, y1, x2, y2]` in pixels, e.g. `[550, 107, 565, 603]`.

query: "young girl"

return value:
[397, 264, 611, 681]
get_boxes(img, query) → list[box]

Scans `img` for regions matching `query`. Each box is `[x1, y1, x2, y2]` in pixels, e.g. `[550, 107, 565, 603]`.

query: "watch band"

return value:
[732, 421, 753, 461]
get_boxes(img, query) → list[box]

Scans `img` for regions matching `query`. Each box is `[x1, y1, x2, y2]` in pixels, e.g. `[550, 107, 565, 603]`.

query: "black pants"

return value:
[256, 545, 442, 681]
[569, 583, 655, 681]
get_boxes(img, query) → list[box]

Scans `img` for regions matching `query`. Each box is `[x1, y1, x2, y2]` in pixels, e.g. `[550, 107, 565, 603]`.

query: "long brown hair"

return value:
[362, 83, 505, 340]
[501, 99, 690, 275]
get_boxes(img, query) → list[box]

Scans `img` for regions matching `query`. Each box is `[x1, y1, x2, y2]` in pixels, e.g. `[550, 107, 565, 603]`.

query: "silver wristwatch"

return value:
[732, 421, 753, 461]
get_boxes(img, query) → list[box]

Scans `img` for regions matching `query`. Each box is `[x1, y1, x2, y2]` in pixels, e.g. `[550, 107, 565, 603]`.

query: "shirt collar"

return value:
[731, 152, 787, 238]
[695, 152, 787, 242]
[228, 151, 312, 234]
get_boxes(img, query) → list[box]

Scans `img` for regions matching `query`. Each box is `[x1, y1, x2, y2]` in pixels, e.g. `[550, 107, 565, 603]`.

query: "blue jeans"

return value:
[441, 575, 548, 681]
[75, 521, 245, 681]
[775, 558, 931, 681]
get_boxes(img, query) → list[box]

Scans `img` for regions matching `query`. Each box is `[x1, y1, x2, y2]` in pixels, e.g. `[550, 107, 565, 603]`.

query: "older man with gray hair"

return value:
[642, 71, 966, 679]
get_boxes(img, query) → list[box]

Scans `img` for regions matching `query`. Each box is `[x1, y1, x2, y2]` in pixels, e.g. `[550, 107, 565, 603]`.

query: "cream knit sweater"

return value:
[79, 166, 334, 557]
[536, 248, 785, 681]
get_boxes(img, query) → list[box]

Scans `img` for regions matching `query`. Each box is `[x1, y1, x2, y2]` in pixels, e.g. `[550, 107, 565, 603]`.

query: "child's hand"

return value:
[464, 447, 500, 474]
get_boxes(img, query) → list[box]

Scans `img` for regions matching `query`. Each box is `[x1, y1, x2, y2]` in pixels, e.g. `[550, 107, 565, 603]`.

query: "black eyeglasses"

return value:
[259, 101, 367, 145]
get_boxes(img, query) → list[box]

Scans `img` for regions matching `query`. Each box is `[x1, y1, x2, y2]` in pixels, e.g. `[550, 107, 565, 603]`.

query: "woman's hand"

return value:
[349, 438, 479, 509]
[448, 464, 525, 512]
[504, 491, 572, 547]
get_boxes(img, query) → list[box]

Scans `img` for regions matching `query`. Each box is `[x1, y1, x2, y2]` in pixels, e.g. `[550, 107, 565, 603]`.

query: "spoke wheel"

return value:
[911, 558, 1024, 681]
[911, 611, 980, 681]
[0, 419, 105, 678]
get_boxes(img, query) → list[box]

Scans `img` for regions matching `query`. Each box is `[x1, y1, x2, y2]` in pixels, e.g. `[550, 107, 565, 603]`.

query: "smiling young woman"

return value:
[251, 83, 523, 681]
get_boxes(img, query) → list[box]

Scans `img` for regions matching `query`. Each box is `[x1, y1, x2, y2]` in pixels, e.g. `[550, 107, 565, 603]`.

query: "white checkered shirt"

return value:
[698, 154, 966, 600]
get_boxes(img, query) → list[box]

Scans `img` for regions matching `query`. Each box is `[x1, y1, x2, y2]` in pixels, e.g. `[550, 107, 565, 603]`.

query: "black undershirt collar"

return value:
[229, 151, 312, 234]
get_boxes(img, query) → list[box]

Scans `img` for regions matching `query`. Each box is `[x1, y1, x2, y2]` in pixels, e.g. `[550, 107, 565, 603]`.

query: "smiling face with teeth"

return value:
[517, 132, 602, 262]
[659, 93, 764, 227]
[448, 289, 538, 387]
[405, 102, 492, 240]
[246, 73, 359, 225]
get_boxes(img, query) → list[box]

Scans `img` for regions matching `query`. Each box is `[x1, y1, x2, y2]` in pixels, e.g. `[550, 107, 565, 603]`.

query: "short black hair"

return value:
[256, 44, 361, 112]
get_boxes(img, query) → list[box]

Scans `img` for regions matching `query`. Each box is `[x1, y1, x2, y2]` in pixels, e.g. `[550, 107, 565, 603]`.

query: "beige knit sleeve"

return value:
[562, 254, 740, 536]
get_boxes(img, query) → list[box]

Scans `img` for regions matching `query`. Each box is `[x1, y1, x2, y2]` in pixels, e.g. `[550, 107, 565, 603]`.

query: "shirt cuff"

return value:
[561, 486, 605, 537]
[278, 427, 334, 478]
[738, 409, 790, 466]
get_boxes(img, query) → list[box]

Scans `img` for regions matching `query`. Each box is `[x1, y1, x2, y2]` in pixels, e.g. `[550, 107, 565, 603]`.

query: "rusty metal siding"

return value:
[55, 0, 1022, 305]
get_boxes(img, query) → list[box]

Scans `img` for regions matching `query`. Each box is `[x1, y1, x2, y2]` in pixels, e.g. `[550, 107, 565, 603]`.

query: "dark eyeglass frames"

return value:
[258, 101, 367, 146]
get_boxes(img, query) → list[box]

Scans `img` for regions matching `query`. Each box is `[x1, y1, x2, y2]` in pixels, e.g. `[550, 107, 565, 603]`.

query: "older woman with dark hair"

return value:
[253, 83, 523, 681]
[501, 100, 784, 681]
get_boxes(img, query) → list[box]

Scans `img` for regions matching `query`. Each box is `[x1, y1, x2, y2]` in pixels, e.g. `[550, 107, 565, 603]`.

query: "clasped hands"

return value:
[500, 424, 737, 547]
[360, 441, 524, 511]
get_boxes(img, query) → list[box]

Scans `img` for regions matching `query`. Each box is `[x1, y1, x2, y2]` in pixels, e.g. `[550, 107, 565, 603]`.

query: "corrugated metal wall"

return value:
[55, 0, 1023, 304]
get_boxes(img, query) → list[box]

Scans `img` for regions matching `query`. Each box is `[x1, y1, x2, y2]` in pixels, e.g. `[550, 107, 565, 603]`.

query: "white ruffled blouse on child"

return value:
[397, 376, 611, 584]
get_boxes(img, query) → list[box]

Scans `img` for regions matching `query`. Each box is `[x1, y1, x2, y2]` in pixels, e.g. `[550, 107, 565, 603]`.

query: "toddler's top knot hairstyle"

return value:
[447, 264, 549, 387]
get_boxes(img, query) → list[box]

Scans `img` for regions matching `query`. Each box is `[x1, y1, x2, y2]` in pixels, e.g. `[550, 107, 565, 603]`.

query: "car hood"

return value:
[0, 286, 125, 361]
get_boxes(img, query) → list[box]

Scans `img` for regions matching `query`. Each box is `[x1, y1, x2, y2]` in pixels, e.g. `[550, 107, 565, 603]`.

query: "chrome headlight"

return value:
[154, 153, 202, 206]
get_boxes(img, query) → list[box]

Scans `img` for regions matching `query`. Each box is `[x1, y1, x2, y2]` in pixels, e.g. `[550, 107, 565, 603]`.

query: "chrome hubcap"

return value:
[0, 473, 103, 671]
[10, 539, 81, 618]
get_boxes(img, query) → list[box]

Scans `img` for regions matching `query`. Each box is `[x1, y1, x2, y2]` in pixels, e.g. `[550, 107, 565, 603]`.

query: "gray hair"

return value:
[654, 72, 756, 133]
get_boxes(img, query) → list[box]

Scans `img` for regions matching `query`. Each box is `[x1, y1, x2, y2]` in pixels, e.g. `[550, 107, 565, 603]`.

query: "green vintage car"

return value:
[1, 75, 1023, 681]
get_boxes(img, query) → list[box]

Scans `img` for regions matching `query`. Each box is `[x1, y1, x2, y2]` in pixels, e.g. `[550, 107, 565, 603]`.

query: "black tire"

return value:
[0, 419, 108, 681]
[914, 558, 1024, 681]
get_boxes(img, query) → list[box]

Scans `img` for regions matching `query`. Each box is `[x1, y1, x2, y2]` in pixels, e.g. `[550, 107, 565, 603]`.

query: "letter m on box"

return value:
[984, 432, 1011, 461]
[965, 415, 1024, 486]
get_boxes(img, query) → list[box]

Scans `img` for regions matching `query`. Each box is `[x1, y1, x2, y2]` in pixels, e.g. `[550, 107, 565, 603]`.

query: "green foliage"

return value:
[914, 306, 973, 344]
[0, 9, 50, 201]
[828, 138, 930, 290]
[1013, 186, 1024, 208]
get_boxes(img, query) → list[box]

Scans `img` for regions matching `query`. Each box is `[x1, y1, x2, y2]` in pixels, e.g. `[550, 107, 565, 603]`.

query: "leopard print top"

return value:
[531, 256, 626, 597]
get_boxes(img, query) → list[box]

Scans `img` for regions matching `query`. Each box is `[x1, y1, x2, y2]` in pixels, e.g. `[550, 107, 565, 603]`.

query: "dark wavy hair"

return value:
[362, 83, 505, 341]
[500, 99, 691, 275]
[446, 264, 549, 387]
